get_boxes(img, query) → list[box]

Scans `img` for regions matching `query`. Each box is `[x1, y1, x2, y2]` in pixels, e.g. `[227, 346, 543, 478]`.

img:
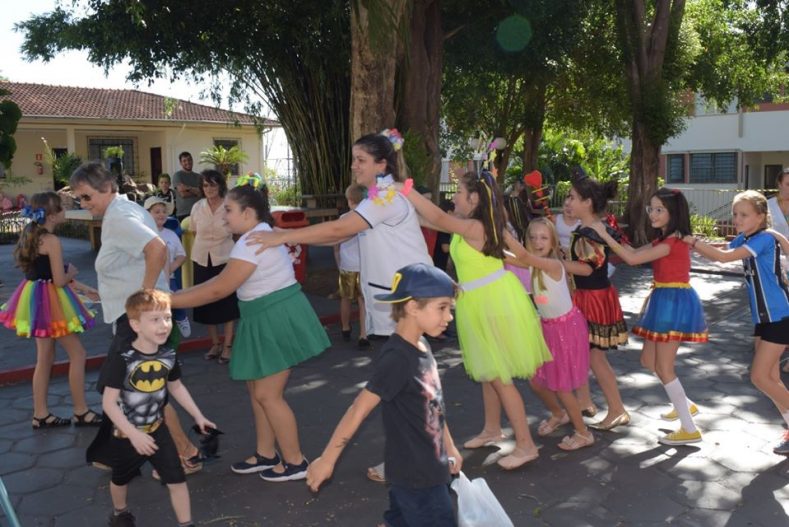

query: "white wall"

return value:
[665, 110, 789, 154]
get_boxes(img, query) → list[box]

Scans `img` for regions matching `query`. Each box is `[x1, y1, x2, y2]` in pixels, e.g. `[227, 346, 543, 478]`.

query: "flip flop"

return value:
[557, 431, 595, 451]
[497, 448, 539, 470]
[537, 413, 570, 436]
[366, 462, 385, 483]
[463, 432, 507, 449]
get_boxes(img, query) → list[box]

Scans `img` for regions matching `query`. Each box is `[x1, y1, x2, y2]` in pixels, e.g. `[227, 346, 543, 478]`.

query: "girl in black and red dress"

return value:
[564, 170, 629, 431]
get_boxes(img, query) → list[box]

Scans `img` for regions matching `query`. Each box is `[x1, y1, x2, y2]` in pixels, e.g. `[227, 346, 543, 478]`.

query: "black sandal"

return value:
[32, 413, 71, 429]
[74, 409, 103, 427]
[217, 345, 232, 365]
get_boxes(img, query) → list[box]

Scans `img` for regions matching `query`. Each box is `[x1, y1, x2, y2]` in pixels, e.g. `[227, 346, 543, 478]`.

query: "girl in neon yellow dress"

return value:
[398, 171, 551, 470]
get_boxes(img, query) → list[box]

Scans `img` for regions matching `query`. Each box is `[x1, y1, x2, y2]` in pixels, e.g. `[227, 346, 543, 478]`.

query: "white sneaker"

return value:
[176, 317, 192, 338]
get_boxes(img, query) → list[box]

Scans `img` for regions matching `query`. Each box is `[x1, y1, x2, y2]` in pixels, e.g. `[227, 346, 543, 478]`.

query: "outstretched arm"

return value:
[766, 228, 789, 255]
[246, 213, 368, 254]
[589, 221, 669, 266]
[683, 235, 750, 263]
[171, 259, 255, 308]
[402, 190, 484, 245]
[502, 231, 563, 280]
[306, 389, 381, 492]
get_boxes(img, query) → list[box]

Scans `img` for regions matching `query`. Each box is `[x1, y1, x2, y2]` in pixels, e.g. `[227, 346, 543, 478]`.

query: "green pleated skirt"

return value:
[229, 284, 330, 381]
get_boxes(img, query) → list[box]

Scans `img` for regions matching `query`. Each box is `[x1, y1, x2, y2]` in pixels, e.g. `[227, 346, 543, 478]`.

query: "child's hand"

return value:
[306, 456, 334, 492]
[84, 289, 100, 302]
[682, 235, 696, 245]
[66, 263, 78, 280]
[129, 429, 158, 456]
[447, 448, 463, 475]
[391, 181, 404, 192]
[589, 221, 607, 237]
[194, 416, 217, 434]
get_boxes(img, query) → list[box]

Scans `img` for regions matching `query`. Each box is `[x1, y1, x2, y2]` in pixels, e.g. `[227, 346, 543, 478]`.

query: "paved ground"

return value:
[1, 238, 788, 526]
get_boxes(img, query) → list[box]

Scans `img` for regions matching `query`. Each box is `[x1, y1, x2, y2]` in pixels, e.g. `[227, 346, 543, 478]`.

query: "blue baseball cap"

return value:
[374, 263, 457, 303]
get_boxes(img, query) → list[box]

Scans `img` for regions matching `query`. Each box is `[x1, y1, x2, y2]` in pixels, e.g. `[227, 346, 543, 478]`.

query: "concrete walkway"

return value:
[1, 239, 788, 526]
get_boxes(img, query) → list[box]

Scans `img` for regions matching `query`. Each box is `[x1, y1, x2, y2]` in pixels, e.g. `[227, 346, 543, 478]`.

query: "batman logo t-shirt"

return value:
[104, 346, 182, 429]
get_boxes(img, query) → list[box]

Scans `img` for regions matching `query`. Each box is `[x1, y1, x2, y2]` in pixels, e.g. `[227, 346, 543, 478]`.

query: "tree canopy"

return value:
[19, 0, 351, 194]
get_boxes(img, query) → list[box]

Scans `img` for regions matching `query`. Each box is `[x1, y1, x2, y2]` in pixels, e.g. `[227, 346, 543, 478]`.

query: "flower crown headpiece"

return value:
[22, 205, 47, 224]
[380, 128, 404, 151]
[236, 172, 266, 190]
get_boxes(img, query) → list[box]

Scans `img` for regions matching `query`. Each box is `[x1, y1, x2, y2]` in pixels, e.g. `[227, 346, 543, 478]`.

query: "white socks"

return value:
[664, 378, 697, 433]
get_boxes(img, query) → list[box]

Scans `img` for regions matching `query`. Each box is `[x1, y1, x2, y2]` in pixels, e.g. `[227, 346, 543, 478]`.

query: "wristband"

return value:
[401, 178, 414, 196]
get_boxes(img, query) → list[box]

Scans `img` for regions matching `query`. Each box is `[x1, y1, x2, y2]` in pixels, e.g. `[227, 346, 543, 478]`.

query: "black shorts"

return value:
[109, 425, 185, 486]
[753, 317, 789, 345]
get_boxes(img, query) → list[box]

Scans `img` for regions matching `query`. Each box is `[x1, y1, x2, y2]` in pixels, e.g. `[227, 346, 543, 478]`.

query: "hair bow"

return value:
[380, 128, 404, 151]
[22, 205, 47, 224]
[236, 172, 265, 190]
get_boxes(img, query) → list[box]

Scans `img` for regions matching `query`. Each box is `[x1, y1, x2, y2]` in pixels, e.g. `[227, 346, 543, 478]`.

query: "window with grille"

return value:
[667, 155, 684, 183]
[689, 152, 737, 184]
[87, 138, 137, 175]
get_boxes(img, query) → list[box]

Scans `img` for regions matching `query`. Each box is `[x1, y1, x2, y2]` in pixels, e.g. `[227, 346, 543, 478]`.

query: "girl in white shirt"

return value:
[172, 177, 330, 482]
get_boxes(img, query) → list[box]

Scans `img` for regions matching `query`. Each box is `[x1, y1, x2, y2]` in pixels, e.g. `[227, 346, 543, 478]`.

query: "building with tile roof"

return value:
[0, 81, 278, 196]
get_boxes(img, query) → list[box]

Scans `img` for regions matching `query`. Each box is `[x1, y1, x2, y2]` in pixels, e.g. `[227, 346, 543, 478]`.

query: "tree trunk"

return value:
[521, 80, 546, 173]
[615, 0, 686, 245]
[350, 0, 406, 144]
[626, 121, 660, 243]
[397, 0, 443, 196]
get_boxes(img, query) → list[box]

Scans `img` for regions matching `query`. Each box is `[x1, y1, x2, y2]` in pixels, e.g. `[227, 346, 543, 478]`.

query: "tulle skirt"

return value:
[532, 306, 590, 392]
[632, 284, 708, 343]
[0, 279, 95, 338]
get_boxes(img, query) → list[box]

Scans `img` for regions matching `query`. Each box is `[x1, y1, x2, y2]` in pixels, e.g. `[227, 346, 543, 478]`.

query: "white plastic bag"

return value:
[451, 471, 514, 527]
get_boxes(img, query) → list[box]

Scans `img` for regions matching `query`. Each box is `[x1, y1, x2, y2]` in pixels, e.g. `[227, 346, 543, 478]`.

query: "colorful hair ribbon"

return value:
[236, 172, 265, 190]
[21, 205, 46, 224]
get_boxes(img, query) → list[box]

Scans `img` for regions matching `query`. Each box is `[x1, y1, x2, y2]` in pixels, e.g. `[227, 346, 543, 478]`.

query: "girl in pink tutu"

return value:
[510, 218, 594, 450]
[0, 192, 101, 429]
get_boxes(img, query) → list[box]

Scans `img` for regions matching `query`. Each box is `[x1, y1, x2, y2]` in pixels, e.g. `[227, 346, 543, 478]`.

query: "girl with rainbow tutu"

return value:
[0, 192, 101, 429]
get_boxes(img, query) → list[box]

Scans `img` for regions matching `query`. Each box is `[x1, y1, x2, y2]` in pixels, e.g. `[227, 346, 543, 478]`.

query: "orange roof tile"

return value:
[0, 81, 275, 126]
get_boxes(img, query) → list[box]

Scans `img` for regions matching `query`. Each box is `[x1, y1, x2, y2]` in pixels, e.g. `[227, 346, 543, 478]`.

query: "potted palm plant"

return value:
[200, 145, 248, 179]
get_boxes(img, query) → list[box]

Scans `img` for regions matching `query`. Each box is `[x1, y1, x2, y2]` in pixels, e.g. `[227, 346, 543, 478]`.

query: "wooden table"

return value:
[65, 210, 102, 251]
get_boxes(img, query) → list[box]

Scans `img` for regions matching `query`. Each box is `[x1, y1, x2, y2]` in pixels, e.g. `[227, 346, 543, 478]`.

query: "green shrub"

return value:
[691, 214, 717, 238]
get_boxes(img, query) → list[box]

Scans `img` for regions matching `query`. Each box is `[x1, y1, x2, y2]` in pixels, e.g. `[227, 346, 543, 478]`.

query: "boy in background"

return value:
[307, 263, 462, 527]
[334, 184, 369, 349]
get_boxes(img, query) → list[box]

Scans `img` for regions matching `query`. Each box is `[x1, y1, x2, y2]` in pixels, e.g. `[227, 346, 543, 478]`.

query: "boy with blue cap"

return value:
[306, 263, 463, 526]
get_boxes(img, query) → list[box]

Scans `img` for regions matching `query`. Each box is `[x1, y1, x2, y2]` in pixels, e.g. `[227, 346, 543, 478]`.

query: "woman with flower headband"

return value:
[0, 192, 102, 429]
[171, 174, 330, 481]
[395, 170, 552, 469]
[247, 130, 432, 339]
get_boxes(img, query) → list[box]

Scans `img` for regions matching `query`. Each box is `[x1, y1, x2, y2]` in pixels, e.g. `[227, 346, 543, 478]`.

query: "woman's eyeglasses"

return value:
[645, 206, 666, 215]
